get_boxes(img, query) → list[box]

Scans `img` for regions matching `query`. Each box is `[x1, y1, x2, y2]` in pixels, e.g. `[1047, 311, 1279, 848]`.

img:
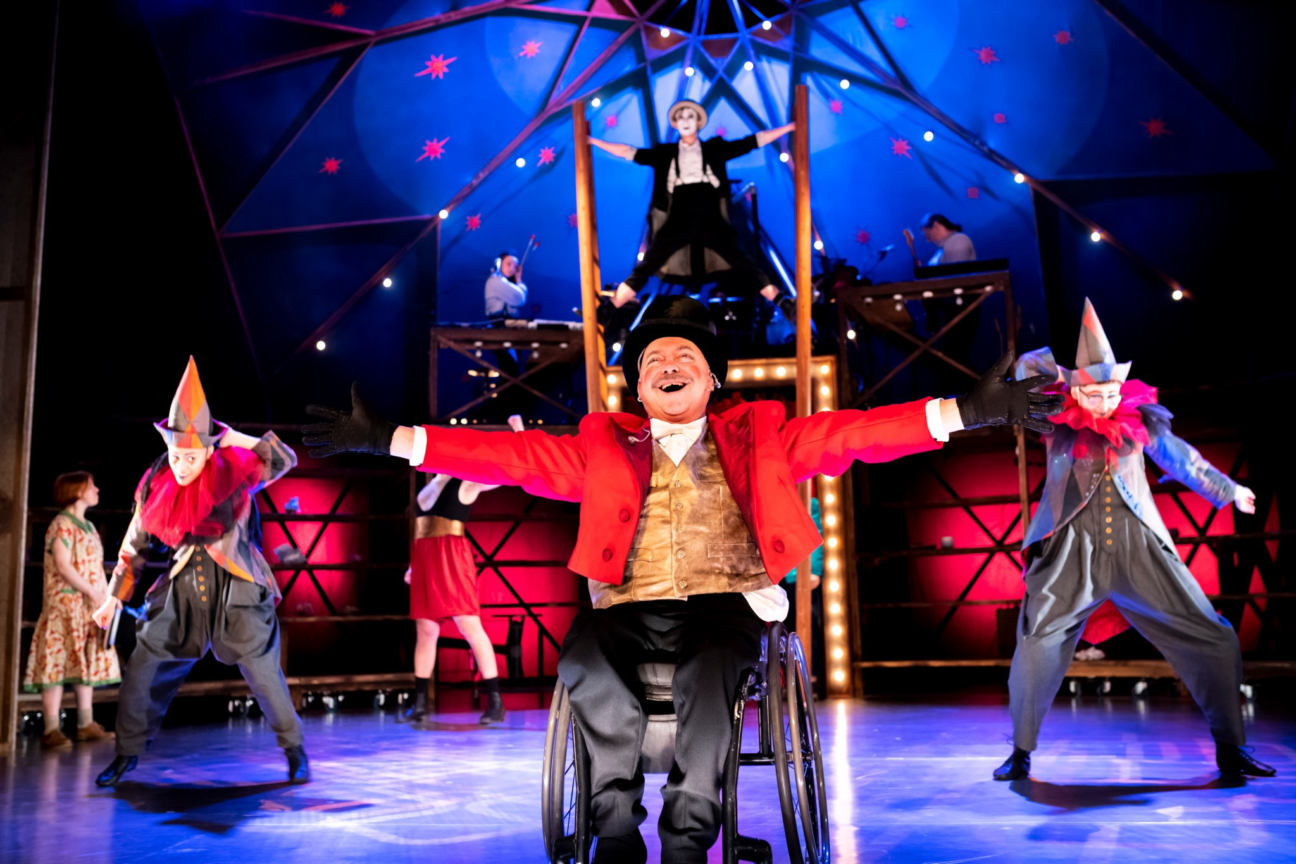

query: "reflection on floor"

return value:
[2, 693, 1294, 863]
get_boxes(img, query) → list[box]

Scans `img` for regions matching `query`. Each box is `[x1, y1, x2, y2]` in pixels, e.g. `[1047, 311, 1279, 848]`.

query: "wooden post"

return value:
[793, 85, 813, 671]
[573, 101, 608, 413]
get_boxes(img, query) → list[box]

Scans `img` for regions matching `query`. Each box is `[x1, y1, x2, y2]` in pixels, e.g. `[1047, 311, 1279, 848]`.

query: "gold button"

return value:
[1105, 516, 1112, 523]
[1105, 475, 1111, 481]
[1106, 539, 1113, 545]
[196, 566, 203, 572]
[678, 580, 687, 589]
[198, 576, 205, 582]
[1105, 497, 1111, 503]
[1105, 487, 1112, 492]
[1105, 527, 1112, 534]
[676, 549, 686, 559]
[1105, 507, 1111, 512]
[201, 595, 208, 602]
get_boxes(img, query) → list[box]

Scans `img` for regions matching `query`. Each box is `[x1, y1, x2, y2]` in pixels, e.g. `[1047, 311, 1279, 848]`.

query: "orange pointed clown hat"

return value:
[155, 356, 228, 448]
[1068, 298, 1131, 387]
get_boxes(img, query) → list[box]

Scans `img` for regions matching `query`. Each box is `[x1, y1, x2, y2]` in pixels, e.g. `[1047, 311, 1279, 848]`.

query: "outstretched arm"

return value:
[589, 138, 637, 160]
[1142, 407, 1249, 512]
[755, 122, 796, 148]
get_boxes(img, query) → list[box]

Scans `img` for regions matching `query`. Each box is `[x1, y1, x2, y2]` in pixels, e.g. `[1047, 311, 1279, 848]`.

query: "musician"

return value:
[485, 250, 527, 320]
[919, 214, 976, 266]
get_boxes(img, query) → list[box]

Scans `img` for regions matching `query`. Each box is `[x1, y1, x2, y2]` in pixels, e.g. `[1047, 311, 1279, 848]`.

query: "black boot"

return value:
[285, 745, 311, 784]
[1217, 744, 1276, 777]
[95, 754, 137, 787]
[993, 747, 1031, 781]
[479, 677, 506, 725]
[592, 830, 647, 864]
[397, 676, 431, 724]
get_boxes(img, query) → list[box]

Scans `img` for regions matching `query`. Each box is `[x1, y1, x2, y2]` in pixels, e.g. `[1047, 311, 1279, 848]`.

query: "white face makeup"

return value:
[672, 107, 700, 139]
[168, 445, 214, 486]
[1074, 382, 1123, 419]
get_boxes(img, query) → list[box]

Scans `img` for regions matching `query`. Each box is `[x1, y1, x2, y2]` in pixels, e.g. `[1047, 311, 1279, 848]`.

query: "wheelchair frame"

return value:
[541, 620, 829, 864]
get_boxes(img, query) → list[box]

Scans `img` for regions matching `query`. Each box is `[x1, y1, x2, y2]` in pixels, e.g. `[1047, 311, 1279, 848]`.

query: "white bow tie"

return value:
[652, 423, 694, 440]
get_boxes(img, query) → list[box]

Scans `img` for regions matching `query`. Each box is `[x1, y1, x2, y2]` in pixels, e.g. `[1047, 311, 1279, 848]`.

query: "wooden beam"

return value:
[573, 102, 607, 413]
[792, 83, 813, 675]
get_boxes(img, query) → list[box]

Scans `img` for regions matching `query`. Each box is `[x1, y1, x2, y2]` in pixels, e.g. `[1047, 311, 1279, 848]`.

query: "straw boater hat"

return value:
[622, 296, 727, 393]
[1066, 298, 1131, 388]
[155, 356, 228, 449]
[668, 100, 708, 130]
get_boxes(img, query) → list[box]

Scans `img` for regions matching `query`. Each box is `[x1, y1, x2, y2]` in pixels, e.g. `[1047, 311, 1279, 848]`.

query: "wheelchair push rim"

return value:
[769, 626, 831, 864]
[542, 679, 589, 863]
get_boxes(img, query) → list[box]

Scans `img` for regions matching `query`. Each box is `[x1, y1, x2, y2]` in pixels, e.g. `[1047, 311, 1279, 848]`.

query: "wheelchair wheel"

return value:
[769, 628, 830, 864]
[542, 679, 591, 864]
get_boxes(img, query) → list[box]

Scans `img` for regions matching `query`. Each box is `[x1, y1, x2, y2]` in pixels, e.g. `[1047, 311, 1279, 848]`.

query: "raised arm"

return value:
[225, 429, 296, 490]
[306, 385, 588, 501]
[755, 122, 795, 148]
[1141, 405, 1240, 510]
[590, 137, 637, 161]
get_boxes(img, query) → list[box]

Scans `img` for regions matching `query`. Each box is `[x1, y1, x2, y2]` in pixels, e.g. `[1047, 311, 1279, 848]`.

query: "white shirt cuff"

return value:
[925, 398, 950, 443]
[408, 426, 428, 467]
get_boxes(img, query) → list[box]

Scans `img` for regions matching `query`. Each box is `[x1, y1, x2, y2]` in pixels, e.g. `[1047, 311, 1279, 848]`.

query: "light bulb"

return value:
[828, 558, 838, 570]
[744, 60, 754, 71]
[825, 493, 835, 504]
[660, 26, 670, 37]
[833, 670, 845, 682]
[685, 66, 695, 77]
[833, 648, 844, 659]
[825, 514, 836, 526]
[830, 603, 841, 614]
[923, 130, 934, 142]
[1013, 172, 1025, 184]
[827, 537, 839, 548]
[382, 277, 393, 288]
[608, 396, 618, 406]
[775, 366, 786, 377]
[779, 152, 789, 163]
[438, 209, 449, 219]
[1090, 230, 1102, 243]
[813, 240, 824, 251]
[831, 625, 843, 637]
[828, 581, 840, 592]
[819, 385, 830, 396]
[1171, 289, 1184, 301]
[819, 363, 830, 374]
[516, 157, 526, 168]
[611, 341, 622, 353]
[315, 340, 326, 351]
[731, 369, 743, 380]
[591, 97, 602, 108]
[607, 374, 617, 384]
[762, 19, 772, 30]
[753, 367, 765, 378]
[839, 79, 849, 89]
[846, 329, 856, 340]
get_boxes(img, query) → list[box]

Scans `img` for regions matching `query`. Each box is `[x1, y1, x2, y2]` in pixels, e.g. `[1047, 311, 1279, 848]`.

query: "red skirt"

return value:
[410, 535, 480, 621]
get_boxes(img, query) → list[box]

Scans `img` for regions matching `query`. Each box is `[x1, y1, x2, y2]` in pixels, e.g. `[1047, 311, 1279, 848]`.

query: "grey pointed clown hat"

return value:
[155, 356, 228, 449]
[668, 100, 708, 130]
[1068, 298, 1131, 387]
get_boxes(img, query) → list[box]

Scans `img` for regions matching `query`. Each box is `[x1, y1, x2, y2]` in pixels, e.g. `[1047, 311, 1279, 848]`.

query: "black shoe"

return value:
[395, 705, 428, 725]
[592, 830, 647, 864]
[993, 747, 1031, 781]
[1217, 744, 1276, 777]
[95, 755, 137, 787]
[479, 692, 506, 725]
[285, 746, 311, 784]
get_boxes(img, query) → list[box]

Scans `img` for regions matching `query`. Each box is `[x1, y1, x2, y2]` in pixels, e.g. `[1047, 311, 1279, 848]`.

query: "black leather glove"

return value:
[956, 353, 1064, 434]
[302, 383, 396, 458]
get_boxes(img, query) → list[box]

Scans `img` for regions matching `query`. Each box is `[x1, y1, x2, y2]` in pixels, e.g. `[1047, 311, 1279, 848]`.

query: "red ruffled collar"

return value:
[1050, 379, 1157, 451]
[138, 447, 264, 547]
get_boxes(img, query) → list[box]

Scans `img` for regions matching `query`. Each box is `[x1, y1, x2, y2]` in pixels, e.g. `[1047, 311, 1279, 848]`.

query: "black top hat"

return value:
[622, 296, 727, 394]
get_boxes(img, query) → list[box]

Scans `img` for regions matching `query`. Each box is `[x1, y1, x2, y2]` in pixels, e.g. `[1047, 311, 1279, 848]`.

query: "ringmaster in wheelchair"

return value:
[302, 298, 1062, 863]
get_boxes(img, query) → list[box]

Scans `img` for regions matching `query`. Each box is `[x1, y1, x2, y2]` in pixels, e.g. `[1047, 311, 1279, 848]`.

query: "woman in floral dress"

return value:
[24, 472, 121, 749]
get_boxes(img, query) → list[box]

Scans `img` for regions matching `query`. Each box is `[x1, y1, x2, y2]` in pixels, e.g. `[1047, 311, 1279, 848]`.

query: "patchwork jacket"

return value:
[107, 431, 296, 602]
[1016, 349, 1236, 554]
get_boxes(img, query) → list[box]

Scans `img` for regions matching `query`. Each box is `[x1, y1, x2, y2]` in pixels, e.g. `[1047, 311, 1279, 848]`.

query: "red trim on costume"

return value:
[139, 447, 264, 547]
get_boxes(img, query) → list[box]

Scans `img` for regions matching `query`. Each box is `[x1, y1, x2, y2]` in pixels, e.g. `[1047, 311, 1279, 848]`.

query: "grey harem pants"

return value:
[115, 549, 303, 756]
[1008, 480, 1245, 751]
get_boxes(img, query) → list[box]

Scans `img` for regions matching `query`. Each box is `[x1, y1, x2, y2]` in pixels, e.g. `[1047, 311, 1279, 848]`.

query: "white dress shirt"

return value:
[665, 140, 721, 194]
[485, 273, 528, 318]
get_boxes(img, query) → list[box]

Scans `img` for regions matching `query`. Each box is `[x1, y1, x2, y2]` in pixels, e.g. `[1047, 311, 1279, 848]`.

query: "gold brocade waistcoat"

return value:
[589, 430, 769, 609]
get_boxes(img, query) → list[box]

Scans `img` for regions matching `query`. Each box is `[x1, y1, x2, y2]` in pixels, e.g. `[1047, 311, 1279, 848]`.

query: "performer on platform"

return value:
[399, 414, 526, 728]
[24, 472, 121, 749]
[591, 102, 798, 318]
[918, 213, 976, 266]
[303, 298, 1058, 862]
[993, 299, 1274, 781]
[92, 358, 308, 787]
[485, 250, 528, 320]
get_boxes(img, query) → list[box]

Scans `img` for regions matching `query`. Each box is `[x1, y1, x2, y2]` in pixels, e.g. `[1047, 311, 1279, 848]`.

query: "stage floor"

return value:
[3, 693, 1294, 863]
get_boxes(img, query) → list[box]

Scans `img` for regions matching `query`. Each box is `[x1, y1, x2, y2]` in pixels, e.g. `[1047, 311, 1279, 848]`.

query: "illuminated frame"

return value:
[606, 356, 853, 697]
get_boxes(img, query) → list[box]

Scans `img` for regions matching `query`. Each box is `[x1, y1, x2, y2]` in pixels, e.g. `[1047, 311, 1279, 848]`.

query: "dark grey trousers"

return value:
[557, 595, 764, 863]
[115, 550, 303, 756]
[1009, 483, 1245, 751]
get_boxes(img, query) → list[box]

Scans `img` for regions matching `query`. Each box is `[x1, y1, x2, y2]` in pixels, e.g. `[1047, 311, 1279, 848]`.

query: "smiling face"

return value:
[636, 336, 713, 423]
[1074, 381, 1123, 419]
[168, 444, 214, 486]
[671, 107, 700, 140]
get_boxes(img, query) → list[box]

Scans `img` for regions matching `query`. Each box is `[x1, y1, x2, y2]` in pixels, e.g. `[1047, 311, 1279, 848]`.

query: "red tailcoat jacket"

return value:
[416, 399, 940, 585]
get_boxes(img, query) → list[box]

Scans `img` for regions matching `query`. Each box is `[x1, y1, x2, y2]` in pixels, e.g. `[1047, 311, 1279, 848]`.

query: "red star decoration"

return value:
[1054, 30, 1073, 45]
[416, 54, 456, 80]
[319, 157, 342, 175]
[538, 146, 556, 165]
[855, 229, 871, 245]
[1141, 117, 1172, 138]
[829, 100, 843, 114]
[568, 213, 579, 229]
[519, 40, 542, 58]
[605, 115, 618, 128]
[993, 112, 1007, 124]
[890, 137, 913, 159]
[967, 187, 980, 199]
[893, 15, 908, 29]
[973, 46, 1000, 65]
[416, 137, 449, 162]
[325, 2, 348, 17]
[466, 214, 482, 231]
